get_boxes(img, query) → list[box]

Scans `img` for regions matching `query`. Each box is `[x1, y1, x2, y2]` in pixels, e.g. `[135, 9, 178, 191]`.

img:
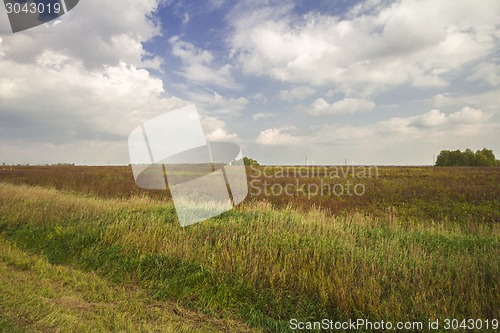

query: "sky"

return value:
[0, 0, 499, 165]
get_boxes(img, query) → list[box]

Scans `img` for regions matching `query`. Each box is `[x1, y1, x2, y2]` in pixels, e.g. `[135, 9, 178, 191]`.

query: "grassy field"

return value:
[0, 166, 498, 332]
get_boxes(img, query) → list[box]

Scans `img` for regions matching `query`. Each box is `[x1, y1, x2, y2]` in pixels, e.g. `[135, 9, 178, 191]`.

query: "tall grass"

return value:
[1, 182, 498, 332]
[1, 165, 498, 222]
[0, 235, 259, 333]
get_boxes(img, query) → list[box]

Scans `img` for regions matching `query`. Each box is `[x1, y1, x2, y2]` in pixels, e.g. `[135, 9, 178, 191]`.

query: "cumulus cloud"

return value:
[227, 0, 499, 96]
[409, 106, 489, 129]
[202, 115, 238, 141]
[307, 98, 375, 116]
[206, 128, 237, 141]
[1, 0, 498, 165]
[293, 105, 491, 147]
[169, 36, 237, 88]
[0, 0, 187, 164]
[209, 91, 248, 112]
[186, 91, 249, 116]
[448, 106, 489, 124]
[409, 109, 447, 128]
[1, 0, 162, 69]
[255, 125, 302, 145]
[252, 112, 274, 121]
[287, 105, 497, 164]
[0, 52, 185, 142]
[467, 62, 500, 86]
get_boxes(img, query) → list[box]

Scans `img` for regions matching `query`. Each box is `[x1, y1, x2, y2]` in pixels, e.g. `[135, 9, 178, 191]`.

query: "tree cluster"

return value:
[243, 157, 260, 166]
[435, 148, 497, 166]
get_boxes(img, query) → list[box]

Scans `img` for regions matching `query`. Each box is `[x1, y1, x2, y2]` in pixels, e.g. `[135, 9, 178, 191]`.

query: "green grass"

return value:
[0, 233, 259, 332]
[0, 181, 498, 332]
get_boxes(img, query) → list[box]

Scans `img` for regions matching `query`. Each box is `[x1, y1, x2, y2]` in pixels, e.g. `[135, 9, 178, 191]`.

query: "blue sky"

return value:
[0, 0, 499, 165]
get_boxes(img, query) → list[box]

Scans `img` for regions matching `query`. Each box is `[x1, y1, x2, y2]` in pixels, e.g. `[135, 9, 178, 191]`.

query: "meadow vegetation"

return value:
[0, 166, 498, 332]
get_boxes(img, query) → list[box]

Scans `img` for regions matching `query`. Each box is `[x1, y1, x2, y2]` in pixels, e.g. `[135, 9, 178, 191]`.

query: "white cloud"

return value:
[169, 36, 214, 64]
[448, 106, 489, 124]
[186, 91, 249, 116]
[201, 115, 225, 131]
[409, 109, 447, 128]
[279, 106, 497, 165]
[251, 92, 268, 103]
[430, 89, 500, 112]
[182, 12, 190, 24]
[1, 0, 498, 166]
[210, 91, 248, 109]
[402, 106, 491, 131]
[206, 128, 237, 141]
[467, 62, 500, 86]
[228, 0, 499, 96]
[278, 86, 315, 101]
[0, 0, 188, 164]
[431, 93, 454, 108]
[202, 115, 238, 141]
[409, 106, 489, 129]
[307, 97, 375, 116]
[255, 125, 302, 145]
[1, 0, 162, 69]
[0, 52, 185, 142]
[169, 36, 237, 88]
[209, 0, 225, 9]
[252, 112, 274, 121]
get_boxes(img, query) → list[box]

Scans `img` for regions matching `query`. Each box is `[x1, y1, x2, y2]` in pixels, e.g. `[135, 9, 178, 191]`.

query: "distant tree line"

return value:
[435, 148, 498, 166]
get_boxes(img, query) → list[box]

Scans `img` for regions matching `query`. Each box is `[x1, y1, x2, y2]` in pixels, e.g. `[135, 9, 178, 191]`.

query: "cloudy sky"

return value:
[0, 0, 499, 165]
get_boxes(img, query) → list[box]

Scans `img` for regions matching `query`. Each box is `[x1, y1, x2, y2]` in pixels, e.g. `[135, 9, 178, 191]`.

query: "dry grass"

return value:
[1, 165, 498, 222]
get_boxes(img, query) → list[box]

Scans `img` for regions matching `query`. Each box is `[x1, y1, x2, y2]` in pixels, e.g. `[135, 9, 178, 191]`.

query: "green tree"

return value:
[475, 148, 496, 166]
[464, 148, 475, 166]
[243, 157, 260, 166]
[448, 150, 463, 166]
[435, 150, 450, 166]
[435, 148, 497, 166]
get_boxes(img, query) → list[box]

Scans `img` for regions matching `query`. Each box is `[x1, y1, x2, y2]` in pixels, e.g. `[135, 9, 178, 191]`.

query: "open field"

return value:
[0, 166, 499, 332]
[1, 165, 499, 222]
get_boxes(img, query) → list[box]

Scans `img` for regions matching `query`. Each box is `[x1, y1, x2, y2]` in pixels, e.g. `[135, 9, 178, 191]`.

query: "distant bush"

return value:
[243, 157, 260, 166]
[435, 148, 497, 166]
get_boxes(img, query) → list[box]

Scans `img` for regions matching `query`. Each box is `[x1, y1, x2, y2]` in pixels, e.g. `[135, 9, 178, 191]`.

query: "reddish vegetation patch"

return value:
[1, 165, 498, 221]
